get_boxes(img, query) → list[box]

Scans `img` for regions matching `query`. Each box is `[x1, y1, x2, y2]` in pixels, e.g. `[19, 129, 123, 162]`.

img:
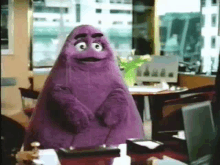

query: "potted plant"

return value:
[118, 50, 151, 86]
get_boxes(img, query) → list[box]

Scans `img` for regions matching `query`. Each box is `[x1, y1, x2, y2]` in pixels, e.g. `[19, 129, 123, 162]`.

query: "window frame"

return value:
[1, 0, 14, 55]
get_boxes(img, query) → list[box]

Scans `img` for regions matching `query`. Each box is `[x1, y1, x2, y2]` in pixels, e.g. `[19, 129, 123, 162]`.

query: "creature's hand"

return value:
[96, 88, 129, 128]
[50, 84, 94, 133]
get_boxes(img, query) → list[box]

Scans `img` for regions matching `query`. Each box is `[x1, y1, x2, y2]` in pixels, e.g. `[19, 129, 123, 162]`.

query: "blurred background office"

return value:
[1, 0, 220, 145]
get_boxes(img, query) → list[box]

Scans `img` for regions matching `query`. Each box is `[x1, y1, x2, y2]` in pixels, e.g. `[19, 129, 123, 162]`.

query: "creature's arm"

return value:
[50, 84, 94, 132]
[96, 88, 129, 128]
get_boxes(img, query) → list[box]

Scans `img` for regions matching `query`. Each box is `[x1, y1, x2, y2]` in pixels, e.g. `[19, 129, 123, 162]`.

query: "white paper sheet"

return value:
[156, 159, 188, 165]
[35, 149, 61, 165]
[129, 86, 164, 93]
[172, 131, 186, 140]
[134, 141, 160, 149]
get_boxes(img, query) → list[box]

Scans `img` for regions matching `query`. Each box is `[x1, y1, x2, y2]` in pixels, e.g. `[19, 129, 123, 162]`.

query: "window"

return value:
[211, 36, 216, 48]
[211, 14, 217, 27]
[113, 21, 123, 25]
[124, 0, 132, 4]
[110, 9, 131, 14]
[201, 0, 206, 7]
[110, 0, 125, 3]
[202, 15, 205, 27]
[96, 9, 102, 13]
[76, 4, 80, 22]
[211, 0, 217, 5]
[32, 0, 132, 68]
[157, 0, 220, 74]
[1, 4, 8, 50]
[34, 6, 69, 13]
[52, 19, 59, 22]
[65, 8, 69, 13]
[35, 18, 46, 21]
[201, 36, 204, 48]
[1, 0, 14, 55]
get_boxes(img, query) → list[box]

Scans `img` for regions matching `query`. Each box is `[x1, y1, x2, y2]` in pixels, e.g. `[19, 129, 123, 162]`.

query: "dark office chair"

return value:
[160, 91, 215, 130]
[155, 91, 216, 139]
[18, 88, 39, 118]
[1, 115, 25, 165]
[147, 84, 216, 140]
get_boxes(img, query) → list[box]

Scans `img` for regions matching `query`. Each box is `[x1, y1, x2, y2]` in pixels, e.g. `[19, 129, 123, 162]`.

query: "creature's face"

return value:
[60, 25, 114, 69]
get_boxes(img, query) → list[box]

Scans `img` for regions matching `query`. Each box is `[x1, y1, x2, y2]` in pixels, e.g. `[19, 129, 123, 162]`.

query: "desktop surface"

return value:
[129, 86, 188, 95]
[59, 142, 189, 165]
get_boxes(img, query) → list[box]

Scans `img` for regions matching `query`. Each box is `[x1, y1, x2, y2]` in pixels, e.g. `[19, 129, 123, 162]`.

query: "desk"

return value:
[128, 86, 188, 140]
[59, 142, 189, 165]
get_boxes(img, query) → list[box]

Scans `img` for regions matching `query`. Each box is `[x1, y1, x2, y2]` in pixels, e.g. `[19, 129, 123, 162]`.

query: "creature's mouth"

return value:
[78, 57, 101, 62]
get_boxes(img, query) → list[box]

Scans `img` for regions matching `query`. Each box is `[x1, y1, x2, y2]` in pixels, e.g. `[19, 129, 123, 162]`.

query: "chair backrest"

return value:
[162, 91, 215, 118]
[158, 91, 216, 133]
[18, 88, 39, 99]
[18, 88, 40, 118]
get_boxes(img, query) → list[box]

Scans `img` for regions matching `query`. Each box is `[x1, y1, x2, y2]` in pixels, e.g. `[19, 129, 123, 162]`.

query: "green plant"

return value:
[118, 50, 151, 86]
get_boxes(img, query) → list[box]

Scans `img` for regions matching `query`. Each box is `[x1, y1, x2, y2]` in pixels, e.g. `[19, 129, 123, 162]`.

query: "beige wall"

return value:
[33, 74, 48, 91]
[1, 0, 31, 126]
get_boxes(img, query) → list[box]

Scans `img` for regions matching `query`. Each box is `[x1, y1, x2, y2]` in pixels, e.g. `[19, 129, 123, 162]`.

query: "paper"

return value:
[134, 141, 160, 149]
[129, 86, 164, 93]
[38, 149, 61, 165]
[172, 131, 186, 140]
[156, 159, 188, 165]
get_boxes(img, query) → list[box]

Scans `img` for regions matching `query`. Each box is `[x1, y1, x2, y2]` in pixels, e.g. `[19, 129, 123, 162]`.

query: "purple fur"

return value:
[24, 25, 144, 151]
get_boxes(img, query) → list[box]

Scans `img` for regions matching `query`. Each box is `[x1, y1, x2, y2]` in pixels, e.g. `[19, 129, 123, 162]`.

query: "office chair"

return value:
[157, 91, 215, 136]
[18, 88, 39, 118]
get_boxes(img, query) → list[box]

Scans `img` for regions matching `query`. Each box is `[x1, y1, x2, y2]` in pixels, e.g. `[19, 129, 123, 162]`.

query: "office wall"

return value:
[1, 0, 31, 126]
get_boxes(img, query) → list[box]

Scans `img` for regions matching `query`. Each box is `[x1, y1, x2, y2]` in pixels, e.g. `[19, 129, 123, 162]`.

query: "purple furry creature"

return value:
[24, 25, 144, 150]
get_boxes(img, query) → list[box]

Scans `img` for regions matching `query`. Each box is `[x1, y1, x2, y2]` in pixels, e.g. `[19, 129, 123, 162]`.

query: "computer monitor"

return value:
[182, 101, 215, 164]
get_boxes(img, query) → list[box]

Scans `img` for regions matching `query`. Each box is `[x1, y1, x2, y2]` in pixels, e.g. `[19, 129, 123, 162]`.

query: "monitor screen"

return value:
[182, 101, 215, 163]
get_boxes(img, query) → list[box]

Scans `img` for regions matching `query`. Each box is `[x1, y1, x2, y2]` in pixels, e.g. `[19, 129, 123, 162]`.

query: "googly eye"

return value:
[92, 43, 103, 52]
[75, 42, 87, 52]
